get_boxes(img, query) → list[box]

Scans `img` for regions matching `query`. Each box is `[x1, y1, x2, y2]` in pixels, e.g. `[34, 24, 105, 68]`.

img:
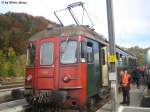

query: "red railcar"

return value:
[25, 25, 109, 111]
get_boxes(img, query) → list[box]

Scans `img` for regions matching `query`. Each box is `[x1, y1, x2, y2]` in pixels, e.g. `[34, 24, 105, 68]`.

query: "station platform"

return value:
[96, 84, 150, 112]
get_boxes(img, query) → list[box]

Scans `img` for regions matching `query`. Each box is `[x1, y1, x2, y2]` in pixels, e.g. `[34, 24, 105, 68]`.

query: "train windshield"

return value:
[60, 41, 77, 64]
[40, 42, 54, 65]
[26, 44, 36, 66]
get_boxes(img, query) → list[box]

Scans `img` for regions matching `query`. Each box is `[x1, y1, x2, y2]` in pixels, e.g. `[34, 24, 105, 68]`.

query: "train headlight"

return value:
[26, 75, 32, 82]
[63, 75, 71, 82]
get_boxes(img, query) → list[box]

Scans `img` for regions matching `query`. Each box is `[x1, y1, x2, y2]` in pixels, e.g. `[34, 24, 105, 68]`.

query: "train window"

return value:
[119, 54, 123, 61]
[124, 56, 128, 65]
[40, 42, 54, 65]
[116, 52, 119, 60]
[120, 54, 122, 58]
[60, 41, 77, 64]
[80, 41, 86, 62]
[26, 44, 36, 66]
[87, 42, 94, 63]
[101, 49, 105, 65]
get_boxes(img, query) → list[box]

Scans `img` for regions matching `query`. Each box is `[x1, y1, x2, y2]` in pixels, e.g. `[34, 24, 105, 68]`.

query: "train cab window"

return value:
[101, 49, 105, 65]
[87, 42, 94, 63]
[60, 41, 77, 64]
[26, 43, 36, 66]
[40, 42, 54, 65]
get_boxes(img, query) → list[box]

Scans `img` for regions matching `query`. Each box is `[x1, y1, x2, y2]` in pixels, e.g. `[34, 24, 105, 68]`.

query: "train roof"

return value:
[29, 25, 108, 45]
[28, 24, 136, 59]
[116, 46, 137, 59]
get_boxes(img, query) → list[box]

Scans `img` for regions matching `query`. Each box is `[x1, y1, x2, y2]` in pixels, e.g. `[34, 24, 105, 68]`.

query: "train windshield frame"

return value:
[60, 40, 77, 64]
[40, 42, 54, 66]
[26, 43, 36, 66]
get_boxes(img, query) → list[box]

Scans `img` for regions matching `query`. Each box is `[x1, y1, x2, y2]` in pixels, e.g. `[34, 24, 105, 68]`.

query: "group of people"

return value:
[119, 66, 145, 106]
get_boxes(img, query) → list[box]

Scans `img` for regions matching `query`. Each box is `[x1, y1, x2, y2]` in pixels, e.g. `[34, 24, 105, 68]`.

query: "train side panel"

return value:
[86, 39, 101, 97]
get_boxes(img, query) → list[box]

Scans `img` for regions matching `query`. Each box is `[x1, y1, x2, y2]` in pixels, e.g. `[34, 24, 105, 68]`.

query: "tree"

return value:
[0, 48, 16, 77]
[0, 12, 55, 77]
[127, 46, 147, 66]
[13, 55, 26, 77]
[0, 50, 4, 76]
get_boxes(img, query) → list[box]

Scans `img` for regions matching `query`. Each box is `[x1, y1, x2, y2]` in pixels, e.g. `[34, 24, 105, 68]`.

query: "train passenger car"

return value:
[25, 25, 110, 111]
[116, 47, 137, 72]
[115, 47, 137, 84]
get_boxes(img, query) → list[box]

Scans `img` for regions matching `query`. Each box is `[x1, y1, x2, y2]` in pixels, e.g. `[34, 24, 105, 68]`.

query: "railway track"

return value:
[0, 99, 29, 112]
[0, 84, 24, 103]
[0, 92, 110, 112]
[0, 82, 111, 112]
[0, 84, 149, 112]
[0, 87, 24, 93]
[0, 83, 24, 89]
[0, 97, 111, 112]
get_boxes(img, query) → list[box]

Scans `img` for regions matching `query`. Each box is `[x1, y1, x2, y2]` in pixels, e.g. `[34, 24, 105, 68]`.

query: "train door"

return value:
[101, 47, 109, 86]
[26, 43, 36, 88]
[36, 38, 57, 89]
[86, 39, 100, 97]
[58, 39, 82, 89]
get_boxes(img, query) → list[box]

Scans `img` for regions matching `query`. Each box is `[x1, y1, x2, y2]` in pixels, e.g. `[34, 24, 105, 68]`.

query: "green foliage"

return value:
[0, 48, 16, 77]
[0, 51, 3, 76]
[0, 12, 56, 77]
[0, 48, 26, 77]
[127, 46, 147, 66]
[8, 47, 16, 62]
[14, 55, 26, 77]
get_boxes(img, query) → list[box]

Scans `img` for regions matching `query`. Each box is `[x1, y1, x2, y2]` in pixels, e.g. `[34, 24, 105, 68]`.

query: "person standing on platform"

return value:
[132, 68, 136, 84]
[120, 69, 131, 105]
[132, 67, 140, 88]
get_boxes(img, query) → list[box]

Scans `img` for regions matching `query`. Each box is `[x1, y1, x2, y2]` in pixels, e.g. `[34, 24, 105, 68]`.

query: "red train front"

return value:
[24, 25, 108, 111]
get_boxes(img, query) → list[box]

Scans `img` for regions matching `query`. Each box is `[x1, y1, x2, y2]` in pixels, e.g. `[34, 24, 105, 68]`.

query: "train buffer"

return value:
[96, 83, 150, 112]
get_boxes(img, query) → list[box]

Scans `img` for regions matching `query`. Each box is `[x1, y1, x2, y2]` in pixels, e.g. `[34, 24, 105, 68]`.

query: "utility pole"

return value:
[106, 0, 118, 112]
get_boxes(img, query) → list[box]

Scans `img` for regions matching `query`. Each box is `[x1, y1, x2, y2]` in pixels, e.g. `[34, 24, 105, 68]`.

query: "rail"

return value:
[0, 87, 24, 93]
[0, 99, 29, 112]
[0, 86, 24, 103]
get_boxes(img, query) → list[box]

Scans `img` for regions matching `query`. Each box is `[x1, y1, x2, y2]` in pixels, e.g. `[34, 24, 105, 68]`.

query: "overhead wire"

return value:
[68, 1, 128, 46]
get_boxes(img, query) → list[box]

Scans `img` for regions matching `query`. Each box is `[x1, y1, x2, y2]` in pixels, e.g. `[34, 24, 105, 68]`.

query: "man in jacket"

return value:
[120, 69, 131, 105]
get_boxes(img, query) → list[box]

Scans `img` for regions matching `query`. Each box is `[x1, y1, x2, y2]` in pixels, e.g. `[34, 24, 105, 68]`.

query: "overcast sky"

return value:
[0, 0, 150, 48]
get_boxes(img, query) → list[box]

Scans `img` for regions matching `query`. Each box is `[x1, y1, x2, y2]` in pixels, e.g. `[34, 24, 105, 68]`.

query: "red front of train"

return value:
[25, 35, 88, 109]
